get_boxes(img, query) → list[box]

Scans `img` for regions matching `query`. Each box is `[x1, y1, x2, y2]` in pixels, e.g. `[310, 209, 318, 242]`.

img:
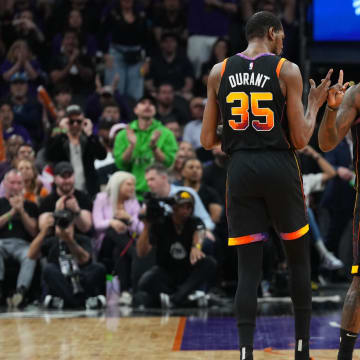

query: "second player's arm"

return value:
[318, 84, 360, 152]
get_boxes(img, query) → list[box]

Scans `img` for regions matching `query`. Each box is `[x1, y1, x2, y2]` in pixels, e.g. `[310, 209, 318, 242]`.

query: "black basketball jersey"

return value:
[218, 53, 291, 155]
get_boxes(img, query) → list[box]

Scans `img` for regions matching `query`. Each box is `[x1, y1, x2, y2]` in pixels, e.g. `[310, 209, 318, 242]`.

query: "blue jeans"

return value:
[307, 207, 322, 244]
[105, 44, 144, 101]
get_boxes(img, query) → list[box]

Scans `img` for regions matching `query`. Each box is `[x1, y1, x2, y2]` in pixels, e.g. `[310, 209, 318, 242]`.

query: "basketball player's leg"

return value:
[227, 192, 269, 360]
[337, 206, 360, 360]
[265, 152, 312, 360]
[226, 151, 271, 360]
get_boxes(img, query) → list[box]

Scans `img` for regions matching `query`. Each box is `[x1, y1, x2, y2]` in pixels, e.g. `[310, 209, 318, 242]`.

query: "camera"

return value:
[58, 241, 84, 295]
[53, 209, 75, 229]
[139, 192, 175, 223]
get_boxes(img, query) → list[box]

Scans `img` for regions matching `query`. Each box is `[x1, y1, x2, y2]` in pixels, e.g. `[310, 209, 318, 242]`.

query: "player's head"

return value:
[245, 11, 284, 55]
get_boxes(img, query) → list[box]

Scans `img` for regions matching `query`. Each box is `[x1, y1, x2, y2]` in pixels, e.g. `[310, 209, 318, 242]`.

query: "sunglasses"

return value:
[69, 119, 83, 125]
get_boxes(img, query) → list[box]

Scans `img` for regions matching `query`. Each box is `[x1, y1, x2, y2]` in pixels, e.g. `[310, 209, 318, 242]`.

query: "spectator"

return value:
[183, 97, 205, 150]
[145, 163, 215, 230]
[0, 135, 24, 181]
[155, 83, 188, 126]
[45, 104, 107, 196]
[16, 158, 48, 204]
[152, 0, 188, 47]
[298, 145, 343, 271]
[195, 37, 231, 97]
[0, 169, 38, 307]
[84, 79, 132, 125]
[169, 141, 196, 183]
[100, 0, 148, 100]
[28, 209, 106, 309]
[113, 96, 178, 201]
[38, 161, 93, 236]
[94, 119, 121, 187]
[53, 84, 73, 111]
[2, 9, 45, 56]
[321, 134, 356, 259]
[181, 157, 223, 224]
[52, 9, 98, 58]
[135, 190, 216, 308]
[187, 0, 237, 77]
[93, 171, 144, 303]
[0, 100, 31, 144]
[0, 40, 43, 98]
[49, 29, 94, 103]
[145, 33, 194, 100]
[7, 71, 43, 146]
[164, 119, 182, 143]
[202, 146, 228, 204]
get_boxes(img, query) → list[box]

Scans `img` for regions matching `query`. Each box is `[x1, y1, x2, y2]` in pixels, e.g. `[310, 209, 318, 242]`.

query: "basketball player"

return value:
[200, 11, 339, 360]
[319, 82, 360, 360]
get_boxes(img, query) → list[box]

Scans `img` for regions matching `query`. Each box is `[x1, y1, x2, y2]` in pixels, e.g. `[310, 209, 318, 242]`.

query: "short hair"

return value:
[245, 11, 283, 41]
[102, 100, 119, 110]
[145, 163, 168, 176]
[4, 169, 22, 181]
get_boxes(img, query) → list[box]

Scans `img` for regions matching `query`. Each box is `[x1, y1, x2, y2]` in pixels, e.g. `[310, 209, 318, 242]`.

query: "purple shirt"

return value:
[92, 192, 144, 251]
[188, 0, 236, 36]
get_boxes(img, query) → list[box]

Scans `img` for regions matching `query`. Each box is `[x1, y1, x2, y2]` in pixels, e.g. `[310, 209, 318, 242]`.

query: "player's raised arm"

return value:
[318, 77, 357, 152]
[280, 61, 332, 149]
[200, 63, 222, 150]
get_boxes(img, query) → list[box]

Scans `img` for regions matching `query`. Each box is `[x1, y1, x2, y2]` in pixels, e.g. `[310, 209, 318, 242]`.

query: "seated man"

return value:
[39, 162, 92, 236]
[0, 169, 38, 307]
[28, 209, 106, 309]
[135, 190, 216, 308]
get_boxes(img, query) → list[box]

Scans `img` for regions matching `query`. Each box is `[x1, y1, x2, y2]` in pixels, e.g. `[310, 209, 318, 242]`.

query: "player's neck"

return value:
[242, 40, 273, 58]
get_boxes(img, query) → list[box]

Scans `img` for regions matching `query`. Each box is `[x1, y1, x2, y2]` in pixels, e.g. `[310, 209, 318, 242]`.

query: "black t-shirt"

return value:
[0, 198, 39, 242]
[198, 184, 222, 213]
[39, 190, 93, 235]
[41, 235, 92, 266]
[150, 215, 204, 278]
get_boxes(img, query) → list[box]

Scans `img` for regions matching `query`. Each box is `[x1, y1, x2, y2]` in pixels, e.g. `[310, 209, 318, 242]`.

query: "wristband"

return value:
[193, 243, 202, 250]
[327, 105, 339, 112]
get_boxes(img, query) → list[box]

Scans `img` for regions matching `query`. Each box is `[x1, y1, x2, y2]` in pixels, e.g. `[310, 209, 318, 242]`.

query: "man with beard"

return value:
[38, 162, 92, 236]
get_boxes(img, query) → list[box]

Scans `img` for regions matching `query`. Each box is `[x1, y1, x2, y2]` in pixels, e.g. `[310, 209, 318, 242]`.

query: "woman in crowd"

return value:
[0, 40, 43, 97]
[93, 171, 143, 304]
[16, 158, 48, 204]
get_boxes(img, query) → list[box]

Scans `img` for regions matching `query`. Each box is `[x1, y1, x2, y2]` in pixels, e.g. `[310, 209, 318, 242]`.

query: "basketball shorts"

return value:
[226, 149, 309, 246]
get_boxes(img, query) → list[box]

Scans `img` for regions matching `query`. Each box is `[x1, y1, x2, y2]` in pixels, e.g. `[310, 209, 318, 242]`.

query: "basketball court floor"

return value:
[0, 283, 359, 360]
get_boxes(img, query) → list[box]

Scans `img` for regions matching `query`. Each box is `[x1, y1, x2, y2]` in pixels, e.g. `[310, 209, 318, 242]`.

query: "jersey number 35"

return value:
[227, 92, 274, 132]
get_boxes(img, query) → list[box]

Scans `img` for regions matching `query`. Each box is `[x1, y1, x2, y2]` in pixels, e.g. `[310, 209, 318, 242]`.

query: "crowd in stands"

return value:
[0, 0, 353, 310]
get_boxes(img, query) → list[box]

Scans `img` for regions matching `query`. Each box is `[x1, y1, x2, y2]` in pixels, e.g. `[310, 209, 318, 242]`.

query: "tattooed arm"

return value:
[319, 83, 359, 152]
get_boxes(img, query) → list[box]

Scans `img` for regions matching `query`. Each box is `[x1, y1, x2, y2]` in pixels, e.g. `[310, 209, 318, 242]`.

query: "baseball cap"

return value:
[136, 94, 156, 107]
[53, 161, 74, 176]
[66, 104, 83, 116]
[10, 72, 28, 83]
[173, 190, 195, 206]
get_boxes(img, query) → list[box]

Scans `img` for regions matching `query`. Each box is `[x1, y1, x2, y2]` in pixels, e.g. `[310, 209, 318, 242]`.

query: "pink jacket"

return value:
[92, 192, 144, 251]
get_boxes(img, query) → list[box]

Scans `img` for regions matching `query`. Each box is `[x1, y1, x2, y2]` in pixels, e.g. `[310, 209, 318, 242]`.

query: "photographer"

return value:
[39, 162, 92, 237]
[28, 209, 106, 309]
[135, 190, 216, 308]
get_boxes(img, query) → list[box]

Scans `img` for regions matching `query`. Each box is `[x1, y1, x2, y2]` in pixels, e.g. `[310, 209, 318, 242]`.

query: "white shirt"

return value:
[302, 173, 324, 207]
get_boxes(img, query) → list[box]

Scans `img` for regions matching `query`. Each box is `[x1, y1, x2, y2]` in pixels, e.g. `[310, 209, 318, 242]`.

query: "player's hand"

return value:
[327, 70, 350, 110]
[308, 68, 333, 110]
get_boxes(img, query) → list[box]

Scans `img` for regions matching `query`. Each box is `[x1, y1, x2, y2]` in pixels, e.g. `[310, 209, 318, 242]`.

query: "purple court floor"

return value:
[179, 314, 360, 351]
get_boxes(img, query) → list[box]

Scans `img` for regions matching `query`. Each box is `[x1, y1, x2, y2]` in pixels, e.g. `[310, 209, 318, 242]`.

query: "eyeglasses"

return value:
[69, 119, 83, 125]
